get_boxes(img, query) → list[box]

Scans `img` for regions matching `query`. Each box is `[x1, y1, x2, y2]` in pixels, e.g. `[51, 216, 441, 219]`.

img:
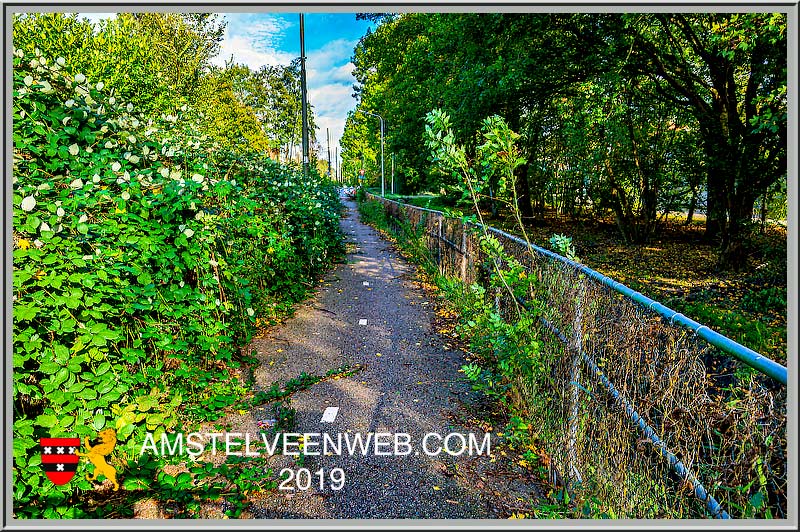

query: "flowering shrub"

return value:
[12, 48, 343, 517]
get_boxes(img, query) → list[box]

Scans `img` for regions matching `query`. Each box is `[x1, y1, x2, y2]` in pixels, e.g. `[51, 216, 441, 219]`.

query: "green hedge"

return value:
[12, 48, 343, 517]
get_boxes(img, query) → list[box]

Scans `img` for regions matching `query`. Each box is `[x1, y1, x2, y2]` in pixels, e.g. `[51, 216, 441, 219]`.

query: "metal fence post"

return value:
[567, 279, 586, 490]
[461, 222, 468, 282]
[437, 216, 443, 274]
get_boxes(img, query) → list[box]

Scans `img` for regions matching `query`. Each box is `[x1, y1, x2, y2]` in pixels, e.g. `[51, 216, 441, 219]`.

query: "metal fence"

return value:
[366, 193, 787, 519]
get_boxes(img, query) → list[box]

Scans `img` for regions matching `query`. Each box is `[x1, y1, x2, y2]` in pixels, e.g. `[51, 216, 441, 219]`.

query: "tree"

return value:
[622, 13, 787, 268]
[131, 13, 226, 109]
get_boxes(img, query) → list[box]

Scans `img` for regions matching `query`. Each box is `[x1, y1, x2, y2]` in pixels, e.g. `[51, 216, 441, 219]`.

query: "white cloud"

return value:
[214, 33, 293, 69]
[212, 14, 294, 69]
[305, 40, 359, 152]
[213, 14, 359, 154]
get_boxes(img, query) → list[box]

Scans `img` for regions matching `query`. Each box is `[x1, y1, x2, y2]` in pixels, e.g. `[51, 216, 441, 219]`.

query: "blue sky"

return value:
[213, 13, 375, 155]
[84, 12, 374, 158]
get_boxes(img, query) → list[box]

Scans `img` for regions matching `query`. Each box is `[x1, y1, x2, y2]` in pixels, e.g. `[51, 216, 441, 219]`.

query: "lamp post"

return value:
[360, 110, 385, 197]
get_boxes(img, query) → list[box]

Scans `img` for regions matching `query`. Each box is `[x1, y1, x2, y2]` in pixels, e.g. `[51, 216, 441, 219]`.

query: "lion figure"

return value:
[76, 427, 119, 491]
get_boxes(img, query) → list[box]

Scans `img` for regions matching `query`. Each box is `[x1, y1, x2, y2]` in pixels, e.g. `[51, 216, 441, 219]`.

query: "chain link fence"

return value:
[367, 193, 787, 519]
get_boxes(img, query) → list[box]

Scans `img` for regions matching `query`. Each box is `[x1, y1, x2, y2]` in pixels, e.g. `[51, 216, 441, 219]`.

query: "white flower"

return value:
[33, 239, 44, 249]
[160, 167, 169, 178]
[195, 211, 204, 220]
[191, 174, 204, 183]
[209, 259, 218, 267]
[86, 146, 93, 153]
[56, 57, 66, 66]
[69, 178, 83, 189]
[142, 146, 150, 156]
[128, 135, 136, 144]
[121, 191, 130, 201]
[20, 196, 36, 212]
[40, 222, 51, 232]
[74, 73, 86, 83]
[179, 281, 185, 288]
[247, 308, 255, 317]
[215, 298, 221, 306]
[37, 183, 51, 191]
[105, 141, 114, 149]
[23, 75, 33, 86]
[39, 81, 53, 93]
[183, 228, 194, 238]
[92, 174, 101, 183]
[129, 155, 140, 164]
[79, 214, 88, 224]
[111, 161, 121, 172]
[68, 143, 79, 156]
[126, 103, 133, 112]
[57, 207, 65, 217]
[96, 82, 104, 90]
[109, 97, 116, 105]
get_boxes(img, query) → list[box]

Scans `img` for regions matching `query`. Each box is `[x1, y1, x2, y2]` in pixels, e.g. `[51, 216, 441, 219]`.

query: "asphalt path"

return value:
[237, 199, 497, 519]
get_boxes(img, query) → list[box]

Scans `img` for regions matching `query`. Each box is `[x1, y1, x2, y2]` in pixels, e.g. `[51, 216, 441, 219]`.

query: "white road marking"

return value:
[359, 319, 367, 325]
[363, 281, 370, 286]
[321, 407, 339, 423]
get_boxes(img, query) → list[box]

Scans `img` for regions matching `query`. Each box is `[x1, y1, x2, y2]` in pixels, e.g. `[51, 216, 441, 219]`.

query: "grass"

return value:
[383, 194, 787, 364]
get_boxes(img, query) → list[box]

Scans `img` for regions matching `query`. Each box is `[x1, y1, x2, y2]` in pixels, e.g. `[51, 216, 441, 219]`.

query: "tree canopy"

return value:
[341, 12, 787, 269]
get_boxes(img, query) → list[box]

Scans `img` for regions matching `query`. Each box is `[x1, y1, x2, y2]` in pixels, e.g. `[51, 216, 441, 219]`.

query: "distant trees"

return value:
[13, 12, 318, 163]
[342, 13, 787, 269]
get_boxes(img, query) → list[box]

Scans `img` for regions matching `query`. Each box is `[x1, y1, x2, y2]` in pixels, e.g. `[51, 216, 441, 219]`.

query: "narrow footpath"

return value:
[227, 200, 514, 518]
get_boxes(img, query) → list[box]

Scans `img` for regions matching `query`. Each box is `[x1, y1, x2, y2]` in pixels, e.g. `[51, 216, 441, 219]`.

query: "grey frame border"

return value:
[3, 1, 797, 530]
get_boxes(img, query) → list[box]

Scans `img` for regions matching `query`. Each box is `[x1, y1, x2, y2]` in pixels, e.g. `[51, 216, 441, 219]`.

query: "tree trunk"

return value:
[685, 186, 697, 226]
[719, 191, 756, 270]
[514, 164, 535, 222]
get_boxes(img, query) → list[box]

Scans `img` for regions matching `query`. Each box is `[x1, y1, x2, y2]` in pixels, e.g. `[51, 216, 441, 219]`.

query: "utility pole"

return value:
[335, 146, 339, 182]
[391, 153, 395, 194]
[327, 128, 332, 179]
[299, 14, 310, 177]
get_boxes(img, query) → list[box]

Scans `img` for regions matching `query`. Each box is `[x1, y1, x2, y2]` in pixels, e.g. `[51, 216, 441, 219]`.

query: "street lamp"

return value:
[360, 110, 385, 197]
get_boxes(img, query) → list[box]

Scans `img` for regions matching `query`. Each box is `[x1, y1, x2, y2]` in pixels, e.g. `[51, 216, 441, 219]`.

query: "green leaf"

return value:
[35, 414, 58, 428]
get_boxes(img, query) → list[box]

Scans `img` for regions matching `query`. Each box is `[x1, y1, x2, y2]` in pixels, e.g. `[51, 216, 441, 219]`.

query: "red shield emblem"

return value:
[40, 437, 80, 485]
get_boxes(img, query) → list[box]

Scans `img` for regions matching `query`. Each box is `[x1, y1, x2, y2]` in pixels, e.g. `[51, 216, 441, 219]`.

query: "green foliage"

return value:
[549, 234, 579, 262]
[342, 13, 787, 265]
[12, 46, 342, 518]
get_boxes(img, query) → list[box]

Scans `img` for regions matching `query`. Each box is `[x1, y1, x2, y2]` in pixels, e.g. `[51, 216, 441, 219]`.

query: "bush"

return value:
[12, 47, 342, 517]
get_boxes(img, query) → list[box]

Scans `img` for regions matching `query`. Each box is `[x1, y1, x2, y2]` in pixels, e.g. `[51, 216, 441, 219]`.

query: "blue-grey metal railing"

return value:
[365, 192, 786, 518]
[369, 193, 787, 385]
